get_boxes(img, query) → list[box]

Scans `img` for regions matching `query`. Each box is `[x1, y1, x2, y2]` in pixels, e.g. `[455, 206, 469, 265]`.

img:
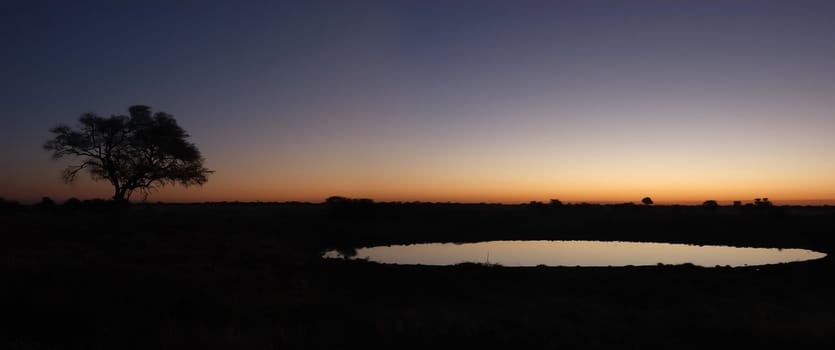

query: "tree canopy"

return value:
[44, 105, 212, 202]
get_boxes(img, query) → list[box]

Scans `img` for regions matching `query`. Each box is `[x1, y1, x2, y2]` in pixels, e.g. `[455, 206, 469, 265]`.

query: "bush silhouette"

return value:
[64, 197, 82, 207]
[702, 200, 719, 210]
[36, 196, 56, 209]
[0, 198, 24, 214]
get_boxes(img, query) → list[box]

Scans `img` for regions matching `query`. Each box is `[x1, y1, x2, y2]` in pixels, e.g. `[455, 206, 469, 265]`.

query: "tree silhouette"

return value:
[641, 197, 653, 206]
[44, 105, 212, 203]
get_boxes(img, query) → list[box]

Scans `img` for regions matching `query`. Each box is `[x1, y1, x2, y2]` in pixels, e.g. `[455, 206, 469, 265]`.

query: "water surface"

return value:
[323, 240, 826, 267]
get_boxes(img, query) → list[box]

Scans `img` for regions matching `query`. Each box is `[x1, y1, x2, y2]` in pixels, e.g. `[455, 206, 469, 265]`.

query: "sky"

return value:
[2, 0, 835, 204]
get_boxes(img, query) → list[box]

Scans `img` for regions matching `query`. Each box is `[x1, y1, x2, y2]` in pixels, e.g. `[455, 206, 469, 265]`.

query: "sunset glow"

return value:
[3, 1, 835, 204]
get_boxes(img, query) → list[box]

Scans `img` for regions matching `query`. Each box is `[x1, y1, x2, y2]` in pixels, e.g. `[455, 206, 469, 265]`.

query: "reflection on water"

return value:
[322, 240, 827, 267]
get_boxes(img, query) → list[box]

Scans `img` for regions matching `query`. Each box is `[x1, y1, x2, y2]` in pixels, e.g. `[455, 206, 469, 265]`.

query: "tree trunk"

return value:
[112, 186, 128, 204]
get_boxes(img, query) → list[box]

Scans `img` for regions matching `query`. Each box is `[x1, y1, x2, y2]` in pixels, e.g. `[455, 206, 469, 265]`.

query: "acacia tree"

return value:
[44, 105, 212, 203]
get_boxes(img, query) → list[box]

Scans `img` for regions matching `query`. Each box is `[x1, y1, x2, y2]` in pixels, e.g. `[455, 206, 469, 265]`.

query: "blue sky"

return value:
[3, 0, 835, 203]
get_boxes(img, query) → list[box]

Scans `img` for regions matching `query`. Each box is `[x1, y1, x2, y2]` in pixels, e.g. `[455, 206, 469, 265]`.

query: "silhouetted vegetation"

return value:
[756, 197, 773, 207]
[63, 197, 81, 208]
[0, 197, 24, 214]
[325, 195, 377, 219]
[641, 196, 653, 205]
[35, 196, 56, 209]
[702, 200, 719, 212]
[44, 105, 212, 203]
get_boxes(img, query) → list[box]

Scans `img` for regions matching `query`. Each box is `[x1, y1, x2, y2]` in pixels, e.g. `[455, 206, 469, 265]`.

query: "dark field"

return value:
[2, 201, 835, 349]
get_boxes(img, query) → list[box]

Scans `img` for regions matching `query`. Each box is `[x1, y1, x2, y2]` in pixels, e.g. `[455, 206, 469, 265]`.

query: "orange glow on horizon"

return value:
[7, 148, 835, 205]
[5, 1, 835, 210]
[8, 173, 835, 205]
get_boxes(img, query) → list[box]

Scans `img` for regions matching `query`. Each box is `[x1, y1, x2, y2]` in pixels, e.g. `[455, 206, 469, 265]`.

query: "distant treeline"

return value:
[3, 195, 828, 214]
[4, 194, 835, 257]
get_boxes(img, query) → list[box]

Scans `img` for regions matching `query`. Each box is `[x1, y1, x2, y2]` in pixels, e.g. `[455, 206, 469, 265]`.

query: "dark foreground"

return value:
[2, 201, 835, 349]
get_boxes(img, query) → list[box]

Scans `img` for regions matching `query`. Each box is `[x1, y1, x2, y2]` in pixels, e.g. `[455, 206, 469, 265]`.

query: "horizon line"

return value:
[6, 196, 835, 206]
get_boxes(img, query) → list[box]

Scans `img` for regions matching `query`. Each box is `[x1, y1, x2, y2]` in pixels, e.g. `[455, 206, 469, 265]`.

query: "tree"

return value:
[44, 105, 212, 203]
[641, 197, 653, 206]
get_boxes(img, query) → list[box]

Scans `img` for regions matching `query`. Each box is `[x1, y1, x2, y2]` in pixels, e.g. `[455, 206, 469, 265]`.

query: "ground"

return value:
[1, 202, 834, 349]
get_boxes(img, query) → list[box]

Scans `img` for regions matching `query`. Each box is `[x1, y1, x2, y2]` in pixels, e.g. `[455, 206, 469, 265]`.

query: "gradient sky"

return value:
[2, 0, 835, 204]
